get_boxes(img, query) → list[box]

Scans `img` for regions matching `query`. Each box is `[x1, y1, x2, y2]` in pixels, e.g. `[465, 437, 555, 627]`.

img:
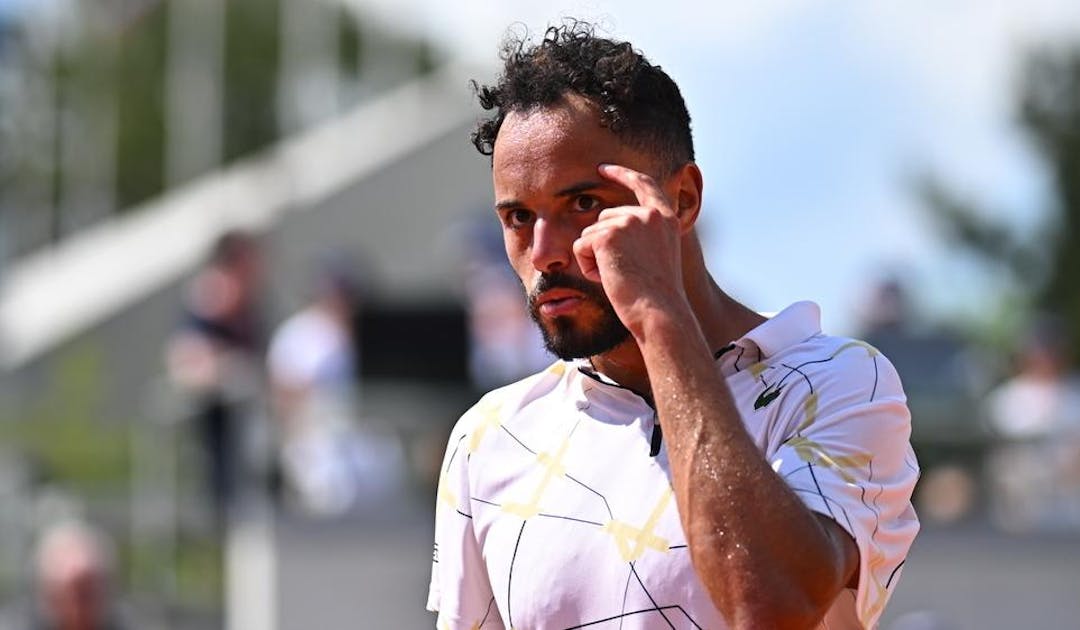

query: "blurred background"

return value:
[1, 1, 1079, 628]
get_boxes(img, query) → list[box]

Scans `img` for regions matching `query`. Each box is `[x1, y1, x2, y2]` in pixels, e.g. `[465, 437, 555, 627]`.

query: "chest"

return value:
[466, 402, 727, 629]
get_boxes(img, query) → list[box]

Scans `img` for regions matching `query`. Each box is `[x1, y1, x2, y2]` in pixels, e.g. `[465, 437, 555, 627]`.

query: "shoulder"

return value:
[447, 360, 572, 445]
[753, 333, 911, 451]
[772, 333, 906, 406]
[436, 361, 571, 504]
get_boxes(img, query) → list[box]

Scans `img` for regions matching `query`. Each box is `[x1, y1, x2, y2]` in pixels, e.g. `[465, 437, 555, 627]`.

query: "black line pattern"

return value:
[478, 596, 496, 628]
[440, 334, 905, 628]
[500, 424, 537, 455]
[565, 473, 615, 520]
[563, 605, 697, 629]
[618, 565, 634, 630]
[904, 453, 920, 478]
[885, 560, 905, 590]
[870, 354, 880, 402]
[782, 463, 813, 481]
[506, 520, 526, 628]
[478, 407, 704, 629]
[780, 360, 823, 394]
[446, 434, 467, 472]
[806, 461, 836, 521]
[867, 459, 884, 539]
[629, 561, 675, 628]
[790, 486, 857, 536]
[536, 512, 605, 527]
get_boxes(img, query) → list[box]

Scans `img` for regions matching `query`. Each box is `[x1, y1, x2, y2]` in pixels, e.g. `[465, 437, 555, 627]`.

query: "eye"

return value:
[504, 208, 535, 230]
[572, 195, 600, 213]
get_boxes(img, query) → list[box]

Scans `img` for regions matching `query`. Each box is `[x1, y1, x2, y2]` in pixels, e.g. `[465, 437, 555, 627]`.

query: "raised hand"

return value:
[573, 163, 692, 337]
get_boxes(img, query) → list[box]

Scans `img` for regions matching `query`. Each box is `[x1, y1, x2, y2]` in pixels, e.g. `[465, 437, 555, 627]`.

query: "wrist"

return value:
[629, 297, 704, 350]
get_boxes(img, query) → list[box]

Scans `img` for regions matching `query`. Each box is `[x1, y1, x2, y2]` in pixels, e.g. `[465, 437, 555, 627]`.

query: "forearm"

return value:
[636, 307, 850, 628]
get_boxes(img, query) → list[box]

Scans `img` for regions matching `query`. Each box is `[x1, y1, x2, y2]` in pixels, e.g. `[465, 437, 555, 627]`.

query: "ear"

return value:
[672, 162, 703, 235]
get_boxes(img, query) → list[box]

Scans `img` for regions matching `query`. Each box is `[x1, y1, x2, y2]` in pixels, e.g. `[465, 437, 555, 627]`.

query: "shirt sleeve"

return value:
[769, 349, 920, 629]
[428, 408, 505, 629]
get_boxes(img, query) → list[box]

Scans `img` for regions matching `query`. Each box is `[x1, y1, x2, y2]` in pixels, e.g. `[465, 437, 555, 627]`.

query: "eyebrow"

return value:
[494, 180, 605, 211]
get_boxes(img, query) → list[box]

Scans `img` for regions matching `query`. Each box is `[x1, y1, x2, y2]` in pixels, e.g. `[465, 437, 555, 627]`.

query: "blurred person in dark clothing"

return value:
[858, 277, 983, 400]
[166, 230, 266, 520]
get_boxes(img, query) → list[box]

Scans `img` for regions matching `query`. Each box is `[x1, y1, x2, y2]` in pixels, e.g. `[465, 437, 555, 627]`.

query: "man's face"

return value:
[491, 95, 670, 360]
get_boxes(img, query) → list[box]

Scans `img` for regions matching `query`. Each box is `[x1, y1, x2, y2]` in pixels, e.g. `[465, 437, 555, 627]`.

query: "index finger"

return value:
[597, 163, 676, 219]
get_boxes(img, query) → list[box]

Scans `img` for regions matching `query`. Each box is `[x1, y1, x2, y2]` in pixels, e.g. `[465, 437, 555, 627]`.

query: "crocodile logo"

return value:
[754, 384, 783, 410]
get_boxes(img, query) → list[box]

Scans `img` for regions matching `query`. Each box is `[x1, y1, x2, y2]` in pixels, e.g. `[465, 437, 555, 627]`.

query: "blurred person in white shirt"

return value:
[267, 257, 404, 516]
[985, 315, 1080, 530]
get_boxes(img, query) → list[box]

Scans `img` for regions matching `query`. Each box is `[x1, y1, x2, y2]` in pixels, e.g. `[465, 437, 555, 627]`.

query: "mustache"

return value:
[527, 271, 606, 306]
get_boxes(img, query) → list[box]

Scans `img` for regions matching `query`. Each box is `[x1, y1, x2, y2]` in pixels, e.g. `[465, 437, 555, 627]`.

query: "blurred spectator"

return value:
[267, 256, 404, 516]
[165, 230, 266, 522]
[461, 218, 550, 390]
[984, 315, 1080, 531]
[0, 521, 129, 630]
[859, 277, 982, 396]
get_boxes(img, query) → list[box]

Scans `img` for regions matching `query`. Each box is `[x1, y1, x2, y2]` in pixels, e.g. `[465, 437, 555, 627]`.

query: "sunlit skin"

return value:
[492, 93, 860, 629]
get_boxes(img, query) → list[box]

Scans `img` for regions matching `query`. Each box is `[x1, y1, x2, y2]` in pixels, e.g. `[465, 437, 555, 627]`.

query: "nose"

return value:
[529, 217, 574, 274]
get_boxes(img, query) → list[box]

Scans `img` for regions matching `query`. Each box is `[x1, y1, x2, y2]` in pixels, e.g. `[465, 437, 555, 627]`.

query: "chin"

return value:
[541, 315, 631, 361]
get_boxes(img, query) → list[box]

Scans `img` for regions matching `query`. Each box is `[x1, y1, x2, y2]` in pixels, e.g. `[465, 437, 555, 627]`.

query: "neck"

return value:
[589, 233, 766, 396]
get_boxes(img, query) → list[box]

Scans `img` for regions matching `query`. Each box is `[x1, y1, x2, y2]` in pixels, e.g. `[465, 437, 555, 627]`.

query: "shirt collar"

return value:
[569, 301, 822, 395]
[572, 359, 654, 410]
[739, 300, 822, 358]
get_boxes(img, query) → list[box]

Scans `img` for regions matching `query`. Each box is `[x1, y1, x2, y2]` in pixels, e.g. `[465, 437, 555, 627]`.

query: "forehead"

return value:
[491, 96, 647, 198]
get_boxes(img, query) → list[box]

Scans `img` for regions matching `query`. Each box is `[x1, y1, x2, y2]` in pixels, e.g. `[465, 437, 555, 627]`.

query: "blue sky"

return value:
[0, 0, 31, 19]
[354, 0, 1080, 333]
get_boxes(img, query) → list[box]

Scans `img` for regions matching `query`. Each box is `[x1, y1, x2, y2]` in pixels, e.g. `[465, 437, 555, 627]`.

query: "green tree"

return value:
[920, 45, 1080, 362]
[222, 0, 281, 162]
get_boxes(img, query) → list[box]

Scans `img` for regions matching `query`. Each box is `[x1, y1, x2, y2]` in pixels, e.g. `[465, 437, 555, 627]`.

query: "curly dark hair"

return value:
[471, 20, 694, 173]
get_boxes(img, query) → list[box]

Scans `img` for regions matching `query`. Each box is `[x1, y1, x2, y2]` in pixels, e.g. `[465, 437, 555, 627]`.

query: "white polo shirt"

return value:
[428, 301, 919, 629]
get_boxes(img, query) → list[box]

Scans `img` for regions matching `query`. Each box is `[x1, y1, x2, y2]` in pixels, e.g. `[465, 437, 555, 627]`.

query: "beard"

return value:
[526, 271, 631, 360]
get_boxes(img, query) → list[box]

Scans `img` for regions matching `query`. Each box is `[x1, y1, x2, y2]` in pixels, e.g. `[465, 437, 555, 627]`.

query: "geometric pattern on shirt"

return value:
[761, 339, 894, 626]
[446, 339, 903, 629]
[446, 414, 704, 630]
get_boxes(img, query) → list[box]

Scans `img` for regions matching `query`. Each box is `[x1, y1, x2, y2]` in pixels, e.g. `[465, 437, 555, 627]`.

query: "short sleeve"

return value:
[769, 353, 920, 629]
[428, 411, 505, 629]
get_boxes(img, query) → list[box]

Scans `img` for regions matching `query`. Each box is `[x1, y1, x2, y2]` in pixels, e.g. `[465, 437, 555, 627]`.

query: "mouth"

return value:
[535, 289, 586, 317]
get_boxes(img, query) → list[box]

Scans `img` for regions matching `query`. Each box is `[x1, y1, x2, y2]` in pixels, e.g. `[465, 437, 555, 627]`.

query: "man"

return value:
[13, 520, 131, 630]
[166, 230, 265, 520]
[428, 21, 919, 629]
